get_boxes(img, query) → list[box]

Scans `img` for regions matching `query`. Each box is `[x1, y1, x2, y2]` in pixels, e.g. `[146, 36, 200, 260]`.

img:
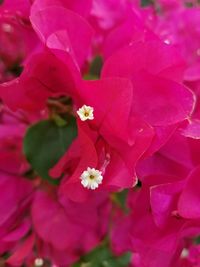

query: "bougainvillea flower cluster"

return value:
[0, 0, 200, 266]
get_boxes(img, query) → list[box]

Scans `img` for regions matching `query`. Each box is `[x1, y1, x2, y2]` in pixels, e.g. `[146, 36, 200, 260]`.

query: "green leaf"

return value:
[141, 0, 154, 7]
[23, 116, 77, 183]
[116, 189, 129, 212]
[194, 236, 200, 244]
[84, 56, 103, 80]
[84, 74, 98, 80]
[89, 56, 103, 78]
[185, 1, 194, 7]
[52, 114, 67, 127]
[111, 189, 129, 213]
[73, 244, 131, 267]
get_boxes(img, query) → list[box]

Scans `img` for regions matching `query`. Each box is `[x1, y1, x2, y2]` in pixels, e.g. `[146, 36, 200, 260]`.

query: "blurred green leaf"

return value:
[84, 74, 98, 80]
[185, 1, 194, 7]
[52, 114, 68, 127]
[73, 244, 131, 267]
[141, 0, 154, 6]
[111, 189, 129, 213]
[84, 56, 103, 80]
[89, 56, 103, 78]
[194, 236, 200, 244]
[117, 189, 129, 210]
[23, 116, 77, 184]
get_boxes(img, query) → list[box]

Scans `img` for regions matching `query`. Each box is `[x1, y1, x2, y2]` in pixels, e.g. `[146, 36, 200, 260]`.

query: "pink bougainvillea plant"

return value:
[0, 0, 200, 266]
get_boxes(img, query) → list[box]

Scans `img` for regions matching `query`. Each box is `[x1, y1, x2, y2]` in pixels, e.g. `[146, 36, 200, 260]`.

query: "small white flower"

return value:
[34, 258, 44, 267]
[80, 167, 103, 190]
[181, 248, 189, 258]
[77, 105, 94, 121]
